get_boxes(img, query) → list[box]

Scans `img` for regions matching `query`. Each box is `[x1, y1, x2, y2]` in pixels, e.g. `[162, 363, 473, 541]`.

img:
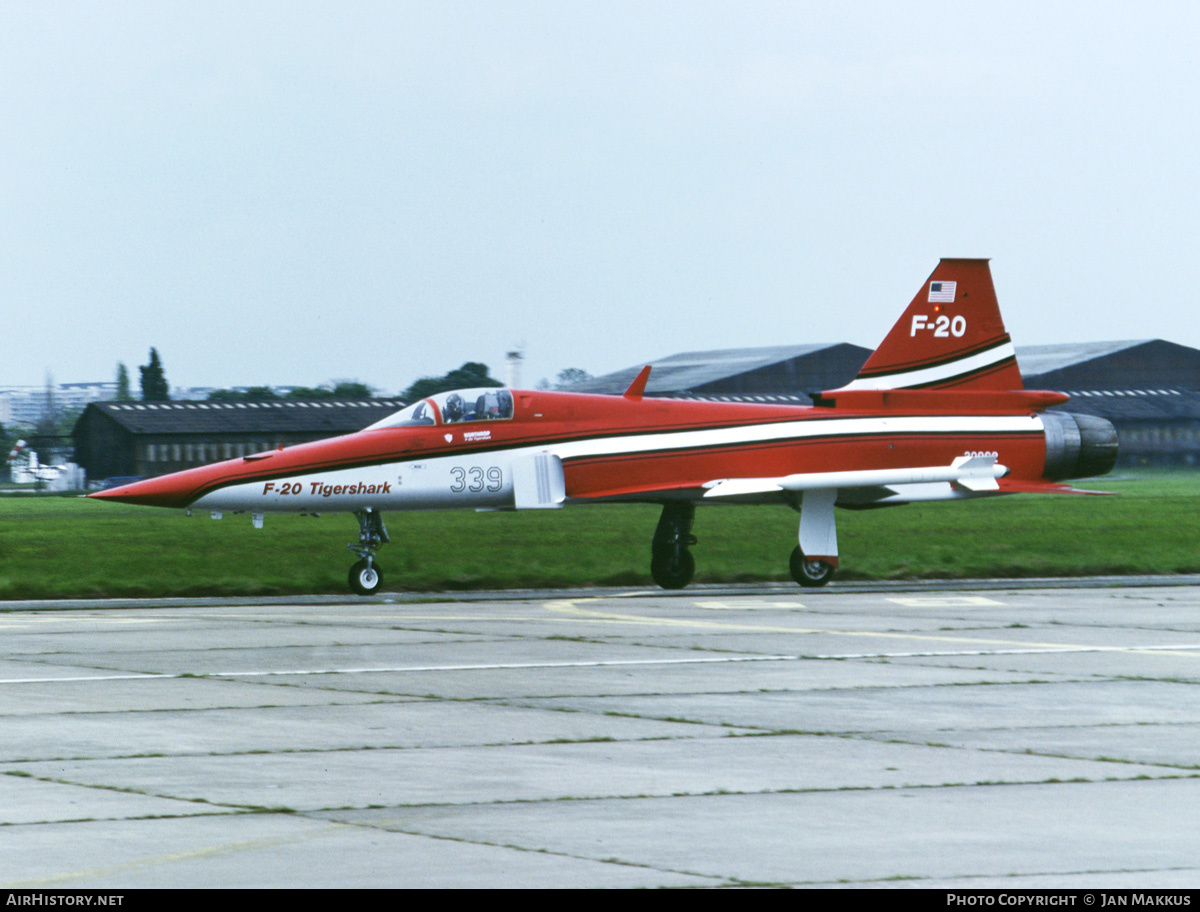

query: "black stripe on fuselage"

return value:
[877, 355, 1021, 391]
[856, 335, 1013, 378]
[178, 415, 1039, 506]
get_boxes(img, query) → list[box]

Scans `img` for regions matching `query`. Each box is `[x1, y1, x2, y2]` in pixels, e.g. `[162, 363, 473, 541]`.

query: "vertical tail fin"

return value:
[839, 259, 1023, 391]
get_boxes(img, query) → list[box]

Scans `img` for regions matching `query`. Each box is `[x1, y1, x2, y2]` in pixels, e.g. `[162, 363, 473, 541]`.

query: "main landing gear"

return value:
[789, 488, 837, 588]
[790, 545, 835, 587]
[646, 491, 839, 591]
[650, 502, 697, 589]
[348, 508, 389, 595]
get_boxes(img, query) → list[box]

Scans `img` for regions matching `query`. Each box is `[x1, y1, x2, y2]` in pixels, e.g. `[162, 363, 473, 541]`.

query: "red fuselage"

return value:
[89, 388, 1070, 513]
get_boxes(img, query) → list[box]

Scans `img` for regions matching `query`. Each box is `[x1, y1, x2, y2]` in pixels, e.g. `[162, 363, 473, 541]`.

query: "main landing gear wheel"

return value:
[349, 558, 383, 595]
[790, 545, 834, 588]
[650, 502, 697, 590]
[651, 549, 695, 590]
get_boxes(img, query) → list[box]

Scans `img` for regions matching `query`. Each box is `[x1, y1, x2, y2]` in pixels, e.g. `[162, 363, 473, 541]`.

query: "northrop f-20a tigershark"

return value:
[91, 259, 1118, 594]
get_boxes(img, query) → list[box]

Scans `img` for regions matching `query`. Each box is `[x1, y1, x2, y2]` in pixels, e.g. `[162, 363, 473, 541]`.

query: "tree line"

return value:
[116, 349, 522, 404]
[2, 349, 593, 478]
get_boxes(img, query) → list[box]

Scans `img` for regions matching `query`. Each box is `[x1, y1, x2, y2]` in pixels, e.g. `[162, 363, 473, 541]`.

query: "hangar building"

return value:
[73, 398, 404, 481]
[71, 339, 1200, 484]
[569, 343, 873, 401]
[1018, 340, 1200, 467]
[578, 338, 1200, 466]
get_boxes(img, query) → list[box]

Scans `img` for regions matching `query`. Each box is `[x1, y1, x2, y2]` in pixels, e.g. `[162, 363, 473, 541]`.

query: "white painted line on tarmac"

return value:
[0, 654, 797, 685]
[809, 644, 1200, 660]
[694, 601, 807, 610]
[5, 640, 1200, 686]
[886, 596, 1006, 607]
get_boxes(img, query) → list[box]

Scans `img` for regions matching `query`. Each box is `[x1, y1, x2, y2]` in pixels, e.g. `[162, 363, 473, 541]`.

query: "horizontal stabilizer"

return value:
[703, 455, 1005, 499]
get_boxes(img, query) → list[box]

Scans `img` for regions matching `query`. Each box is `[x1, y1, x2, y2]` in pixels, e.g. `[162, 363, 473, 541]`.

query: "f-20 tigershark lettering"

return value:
[264, 481, 392, 497]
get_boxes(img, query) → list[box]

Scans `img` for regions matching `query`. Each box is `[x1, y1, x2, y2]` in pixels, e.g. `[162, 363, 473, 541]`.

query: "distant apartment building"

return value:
[0, 382, 118, 427]
[170, 386, 216, 401]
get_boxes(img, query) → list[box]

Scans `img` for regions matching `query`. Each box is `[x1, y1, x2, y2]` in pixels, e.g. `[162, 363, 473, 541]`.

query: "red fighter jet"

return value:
[91, 259, 1118, 595]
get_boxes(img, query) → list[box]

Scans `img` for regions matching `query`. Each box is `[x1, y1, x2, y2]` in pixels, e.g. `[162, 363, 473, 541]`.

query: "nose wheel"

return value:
[348, 509, 389, 595]
[349, 558, 384, 595]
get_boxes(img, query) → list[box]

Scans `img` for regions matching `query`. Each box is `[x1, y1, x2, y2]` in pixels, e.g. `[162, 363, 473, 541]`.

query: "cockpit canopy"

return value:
[366, 388, 515, 430]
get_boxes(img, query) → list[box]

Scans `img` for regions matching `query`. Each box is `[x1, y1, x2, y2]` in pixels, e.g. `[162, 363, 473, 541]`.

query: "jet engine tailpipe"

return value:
[1042, 411, 1119, 480]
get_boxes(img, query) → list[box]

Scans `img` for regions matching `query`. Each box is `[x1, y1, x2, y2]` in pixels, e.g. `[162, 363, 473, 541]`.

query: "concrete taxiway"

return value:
[2, 580, 1200, 888]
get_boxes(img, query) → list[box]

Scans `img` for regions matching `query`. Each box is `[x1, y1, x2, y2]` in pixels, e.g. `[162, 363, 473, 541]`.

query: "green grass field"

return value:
[3, 470, 1197, 599]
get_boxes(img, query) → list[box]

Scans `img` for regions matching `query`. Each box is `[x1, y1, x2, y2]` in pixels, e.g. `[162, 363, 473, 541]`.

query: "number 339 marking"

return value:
[450, 466, 503, 493]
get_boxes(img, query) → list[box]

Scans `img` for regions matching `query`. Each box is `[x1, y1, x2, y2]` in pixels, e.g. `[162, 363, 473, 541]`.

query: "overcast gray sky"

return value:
[3, 1, 1198, 394]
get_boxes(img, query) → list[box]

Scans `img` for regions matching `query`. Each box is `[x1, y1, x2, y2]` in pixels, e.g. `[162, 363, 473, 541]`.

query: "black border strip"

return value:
[857, 335, 1014, 379]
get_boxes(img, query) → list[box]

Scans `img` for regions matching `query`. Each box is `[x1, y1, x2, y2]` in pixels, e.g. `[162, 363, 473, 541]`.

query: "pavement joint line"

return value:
[544, 597, 1200, 656]
[2, 574, 1199, 613]
[6, 639, 1200, 687]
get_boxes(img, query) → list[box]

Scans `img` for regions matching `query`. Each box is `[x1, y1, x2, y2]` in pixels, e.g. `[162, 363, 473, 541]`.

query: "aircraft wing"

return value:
[702, 455, 1006, 499]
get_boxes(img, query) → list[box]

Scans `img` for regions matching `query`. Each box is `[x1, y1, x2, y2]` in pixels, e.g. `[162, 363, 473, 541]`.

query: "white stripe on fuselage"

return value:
[191, 412, 1044, 512]
[838, 341, 1017, 391]
[549, 411, 1040, 462]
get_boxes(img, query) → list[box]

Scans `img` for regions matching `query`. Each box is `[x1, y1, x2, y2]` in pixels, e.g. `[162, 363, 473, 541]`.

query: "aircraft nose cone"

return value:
[88, 474, 198, 508]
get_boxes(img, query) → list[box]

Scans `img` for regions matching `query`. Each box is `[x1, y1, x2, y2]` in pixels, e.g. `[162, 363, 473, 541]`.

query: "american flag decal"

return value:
[928, 281, 956, 303]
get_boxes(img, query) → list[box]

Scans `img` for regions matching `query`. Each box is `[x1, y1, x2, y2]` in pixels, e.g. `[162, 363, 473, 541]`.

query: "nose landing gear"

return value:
[348, 508, 389, 595]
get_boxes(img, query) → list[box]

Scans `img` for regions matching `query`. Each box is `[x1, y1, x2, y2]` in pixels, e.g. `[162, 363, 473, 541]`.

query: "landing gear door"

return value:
[513, 452, 565, 509]
[798, 487, 838, 564]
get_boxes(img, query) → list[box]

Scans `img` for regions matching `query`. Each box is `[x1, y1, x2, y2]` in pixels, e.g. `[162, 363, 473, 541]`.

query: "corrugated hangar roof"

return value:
[1014, 341, 1150, 376]
[1057, 388, 1200, 422]
[574, 338, 1200, 398]
[571, 343, 872, 396]
[1016, 339, 1200, 391]
[88, 399, 406, 435]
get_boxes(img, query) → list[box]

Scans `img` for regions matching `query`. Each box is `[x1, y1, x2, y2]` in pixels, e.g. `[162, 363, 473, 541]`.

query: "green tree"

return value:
[403, 362, 502, 401]
[241, 386, 280, 401]
[30, 405, 85, 456]
[282, 381, 373, 400]
[330, 381, 373, 398]
[207, 386, 280, 402]
[555, 367, 593, 389]
[115, 363, 132, 401]
[139, 348, 170, 401]
[283, 386, 333, 400]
